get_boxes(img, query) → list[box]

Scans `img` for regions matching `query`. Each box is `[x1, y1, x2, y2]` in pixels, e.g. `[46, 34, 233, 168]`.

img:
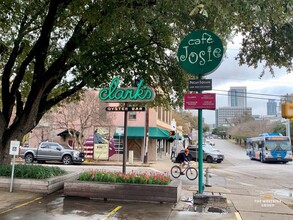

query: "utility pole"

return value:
[144, 107, 149, 163]
[122, 102, 128, 174]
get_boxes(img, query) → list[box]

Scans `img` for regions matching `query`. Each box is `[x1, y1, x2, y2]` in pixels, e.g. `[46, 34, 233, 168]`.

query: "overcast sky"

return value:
[196, 39, 293, 125]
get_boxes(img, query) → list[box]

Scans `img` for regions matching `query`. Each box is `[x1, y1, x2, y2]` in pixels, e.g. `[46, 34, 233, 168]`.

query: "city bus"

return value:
[246, 133, 292, 163]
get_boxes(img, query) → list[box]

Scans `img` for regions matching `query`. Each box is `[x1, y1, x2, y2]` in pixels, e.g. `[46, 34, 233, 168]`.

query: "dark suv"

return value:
[187, 145, 224, 163]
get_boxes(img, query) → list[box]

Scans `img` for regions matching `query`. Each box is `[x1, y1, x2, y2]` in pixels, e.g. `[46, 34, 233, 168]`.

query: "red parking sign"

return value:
[184, 93, 216, 109]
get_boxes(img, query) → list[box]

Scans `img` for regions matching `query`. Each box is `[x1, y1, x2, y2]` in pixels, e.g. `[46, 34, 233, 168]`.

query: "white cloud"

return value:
[200, 43, 293, 125]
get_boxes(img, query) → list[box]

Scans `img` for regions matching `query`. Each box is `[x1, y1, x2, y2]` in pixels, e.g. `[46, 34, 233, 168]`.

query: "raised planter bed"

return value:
[0, 172, 79, 194]
[64, 179, 182, 203]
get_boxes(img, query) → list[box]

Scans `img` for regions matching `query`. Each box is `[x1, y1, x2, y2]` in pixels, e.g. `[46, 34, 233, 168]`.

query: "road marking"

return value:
[235, 211, 242, 220]
[0, 197, 43, 215]
[102, 205, 122, 220]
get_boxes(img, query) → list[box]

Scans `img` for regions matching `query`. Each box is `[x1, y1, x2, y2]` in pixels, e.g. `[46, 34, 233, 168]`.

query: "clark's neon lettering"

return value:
[99, 77, 155, 102]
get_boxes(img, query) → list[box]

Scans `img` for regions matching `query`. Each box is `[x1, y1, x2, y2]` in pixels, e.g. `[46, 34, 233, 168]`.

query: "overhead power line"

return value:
[215, 93, 276, 101]
[212, 89, 283, 98]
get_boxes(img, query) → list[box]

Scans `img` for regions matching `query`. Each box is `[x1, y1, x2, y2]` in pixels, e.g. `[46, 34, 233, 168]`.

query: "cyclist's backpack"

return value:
[175, 153, 181, 163]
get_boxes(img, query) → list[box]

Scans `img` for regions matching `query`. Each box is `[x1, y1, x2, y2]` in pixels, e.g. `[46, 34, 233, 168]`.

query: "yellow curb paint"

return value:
[235, 211, 242, 220]
[0, 197, 43, 215]
[102, 206, 122, 220]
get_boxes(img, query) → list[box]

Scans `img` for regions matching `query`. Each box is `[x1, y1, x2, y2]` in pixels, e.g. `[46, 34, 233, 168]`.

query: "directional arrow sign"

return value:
[184, 93, 216, 109]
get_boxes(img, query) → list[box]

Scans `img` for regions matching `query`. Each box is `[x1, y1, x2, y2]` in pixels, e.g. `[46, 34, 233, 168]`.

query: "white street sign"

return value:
[9, 140, 20, 156]
[116, 127, 124, 135]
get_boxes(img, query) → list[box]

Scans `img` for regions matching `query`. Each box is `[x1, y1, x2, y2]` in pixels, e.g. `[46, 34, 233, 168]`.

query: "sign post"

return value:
[9, 140, 20, 193]
[99, 77, 155, 174]
[178, 30, 223, 194]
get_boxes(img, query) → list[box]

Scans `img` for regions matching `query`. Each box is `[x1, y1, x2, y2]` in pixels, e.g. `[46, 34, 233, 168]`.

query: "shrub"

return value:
[79, 170, 171, 185]
[0, 164, 67, 179]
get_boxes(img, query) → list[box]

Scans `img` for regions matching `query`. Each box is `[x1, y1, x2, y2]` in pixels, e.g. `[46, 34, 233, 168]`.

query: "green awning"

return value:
[113, 126, 171, 140]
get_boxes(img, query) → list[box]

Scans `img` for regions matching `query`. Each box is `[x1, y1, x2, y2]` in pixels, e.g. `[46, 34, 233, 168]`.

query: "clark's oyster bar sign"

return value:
[99, 77, 155, 103]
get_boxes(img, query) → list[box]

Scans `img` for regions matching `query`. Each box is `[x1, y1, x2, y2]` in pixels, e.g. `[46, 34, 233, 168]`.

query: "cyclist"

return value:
[175, 148, 190, 175]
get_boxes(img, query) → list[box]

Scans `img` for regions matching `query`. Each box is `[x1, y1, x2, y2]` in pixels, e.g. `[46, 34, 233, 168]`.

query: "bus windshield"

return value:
[265, 140, 291, 151]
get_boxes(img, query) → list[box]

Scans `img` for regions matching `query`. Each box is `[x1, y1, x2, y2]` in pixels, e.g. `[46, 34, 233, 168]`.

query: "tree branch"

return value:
[37, 81, 86, 123]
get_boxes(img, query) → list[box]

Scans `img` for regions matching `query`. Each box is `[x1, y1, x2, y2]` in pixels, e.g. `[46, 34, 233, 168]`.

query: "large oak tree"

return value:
[1, 0, 293, 164]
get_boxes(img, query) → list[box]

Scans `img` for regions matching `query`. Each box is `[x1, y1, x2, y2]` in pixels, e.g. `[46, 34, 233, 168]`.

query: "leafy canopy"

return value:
[1, 0, 293, 138]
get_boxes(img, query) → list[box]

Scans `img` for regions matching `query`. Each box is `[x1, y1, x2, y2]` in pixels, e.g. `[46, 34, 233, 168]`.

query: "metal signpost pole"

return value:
[197, 76, 204, 193]
[178, 30, 223, 194]
[118, 134, 121, 162]
[286, 119, 291, 137]
[9, 140, 20, 193]
[123, 103, 128, 174]
[10, 154, 16, 193]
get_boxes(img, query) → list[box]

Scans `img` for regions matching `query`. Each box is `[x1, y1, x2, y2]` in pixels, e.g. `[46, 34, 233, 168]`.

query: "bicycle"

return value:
[170, 161, 198, 180]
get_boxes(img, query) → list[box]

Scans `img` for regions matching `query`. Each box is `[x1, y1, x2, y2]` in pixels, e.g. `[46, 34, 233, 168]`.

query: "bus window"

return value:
[257, 141, 264, 150]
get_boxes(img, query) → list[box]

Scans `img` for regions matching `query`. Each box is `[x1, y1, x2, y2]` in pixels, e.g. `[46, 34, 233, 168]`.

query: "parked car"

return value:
[187, 145, 224, 163]
[205, 140, 215, 146]
[19, 141, 85, 165]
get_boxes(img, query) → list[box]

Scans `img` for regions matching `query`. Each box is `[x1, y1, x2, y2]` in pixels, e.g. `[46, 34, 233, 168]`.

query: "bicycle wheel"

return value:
[186, 167, 198, 180]
[171, 165, 181, 178]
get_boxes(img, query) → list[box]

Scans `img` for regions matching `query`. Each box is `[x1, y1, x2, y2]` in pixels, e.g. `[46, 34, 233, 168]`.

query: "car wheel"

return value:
[217, 160, 222, 163]
[25, 153, 34, 163]
[206, 156, 213, 163]
[62, 155, 72, 165]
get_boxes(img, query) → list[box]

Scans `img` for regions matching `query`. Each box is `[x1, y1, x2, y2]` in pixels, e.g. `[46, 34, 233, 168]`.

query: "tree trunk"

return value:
[0, 129, 26, 165]
[0, 141, 11, 164]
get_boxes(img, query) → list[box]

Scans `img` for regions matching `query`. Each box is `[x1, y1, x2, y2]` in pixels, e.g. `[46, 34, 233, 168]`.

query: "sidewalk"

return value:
[2, 157, 293, 220]
[150, 156, 293, 220]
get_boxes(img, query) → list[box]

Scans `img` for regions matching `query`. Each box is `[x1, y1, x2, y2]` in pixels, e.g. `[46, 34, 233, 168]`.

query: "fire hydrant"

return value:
[204, 167, 212, 187]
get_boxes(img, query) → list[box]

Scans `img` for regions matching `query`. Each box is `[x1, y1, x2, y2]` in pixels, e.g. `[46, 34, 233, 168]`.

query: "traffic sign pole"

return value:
[198, 77, 204, 193]
[177, 30, 223, 194]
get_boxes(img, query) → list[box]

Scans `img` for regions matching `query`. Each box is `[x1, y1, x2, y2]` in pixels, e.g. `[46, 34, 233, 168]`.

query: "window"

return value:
[114, 138, 124, 154]
[158, 107, 161, 120]
[129, 112, 136, 120]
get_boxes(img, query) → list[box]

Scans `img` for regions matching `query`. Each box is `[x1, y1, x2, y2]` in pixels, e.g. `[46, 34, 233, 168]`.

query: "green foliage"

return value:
[173, 111, 198, 134]
[203, 124, 210, 133]
[79, 170, 171, 185]
[272, 122, 286, 136]
[1, 0, 293, 163]
[272, 121, 293, 136]
[212, 126, 228, 138]
[0, 164, 67, 179]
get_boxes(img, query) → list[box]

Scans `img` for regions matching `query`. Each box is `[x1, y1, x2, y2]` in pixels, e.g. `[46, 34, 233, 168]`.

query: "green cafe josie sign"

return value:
[99, 77, 155, 102]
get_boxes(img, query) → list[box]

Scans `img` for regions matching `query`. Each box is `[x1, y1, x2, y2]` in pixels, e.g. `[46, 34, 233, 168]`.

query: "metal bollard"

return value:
[205, 167, 212, 187]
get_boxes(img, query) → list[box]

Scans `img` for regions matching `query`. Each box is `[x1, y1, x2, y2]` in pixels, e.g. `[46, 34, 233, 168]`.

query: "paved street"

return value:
[0, 139, 293, 219]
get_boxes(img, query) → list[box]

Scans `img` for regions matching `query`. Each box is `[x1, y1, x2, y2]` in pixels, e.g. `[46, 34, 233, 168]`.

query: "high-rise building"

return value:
[267, 99, 277, 116]
[228, 87, 247, 107]
[216, 107, 252, 127]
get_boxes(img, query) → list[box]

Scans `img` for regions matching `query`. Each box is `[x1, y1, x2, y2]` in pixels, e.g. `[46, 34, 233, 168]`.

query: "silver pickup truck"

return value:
[19, 142, 85, 165]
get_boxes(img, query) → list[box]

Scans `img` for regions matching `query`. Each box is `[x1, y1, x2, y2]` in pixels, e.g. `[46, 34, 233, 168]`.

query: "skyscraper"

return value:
[228, 87, 247, 107]
[267, 99, 277, 115]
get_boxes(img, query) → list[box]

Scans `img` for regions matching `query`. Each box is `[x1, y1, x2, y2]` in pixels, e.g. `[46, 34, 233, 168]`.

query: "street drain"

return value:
[188, 205, 227, 213]
[192, 192, 228, 213]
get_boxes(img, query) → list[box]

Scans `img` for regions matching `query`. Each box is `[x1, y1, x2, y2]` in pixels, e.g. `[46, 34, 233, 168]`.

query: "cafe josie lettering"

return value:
[178, 30, 223, 75]
[99, 77, 155, 102]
